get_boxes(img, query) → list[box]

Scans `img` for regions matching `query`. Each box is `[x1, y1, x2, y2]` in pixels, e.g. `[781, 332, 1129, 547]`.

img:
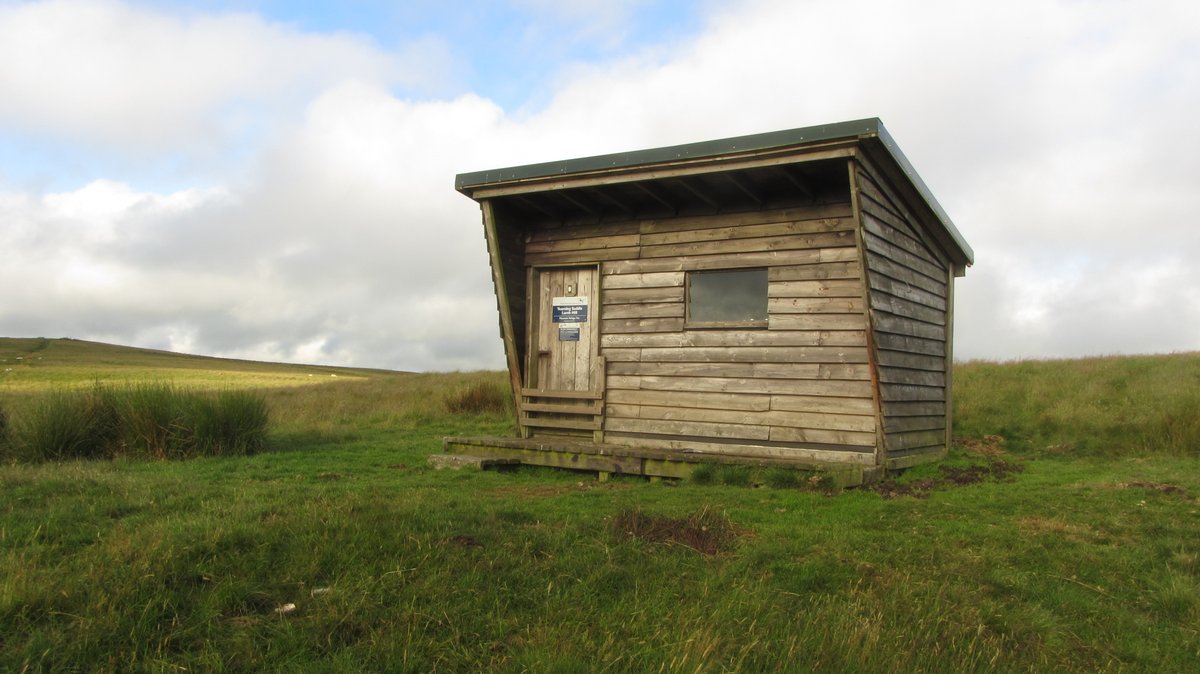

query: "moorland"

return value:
[1, 337, 1197, 672]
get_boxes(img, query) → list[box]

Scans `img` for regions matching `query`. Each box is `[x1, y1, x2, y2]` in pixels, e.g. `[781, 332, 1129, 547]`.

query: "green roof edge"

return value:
[455, 117, 972, 265]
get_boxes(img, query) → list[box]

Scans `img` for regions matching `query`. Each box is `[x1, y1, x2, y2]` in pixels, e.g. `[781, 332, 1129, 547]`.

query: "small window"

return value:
[687, 268, 768, 327]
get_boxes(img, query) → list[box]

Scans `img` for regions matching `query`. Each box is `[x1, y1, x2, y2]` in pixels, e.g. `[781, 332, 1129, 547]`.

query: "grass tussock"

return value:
[444, 380, 510, 416]
[4, 383, 267, 462]
[610, 507, 741, 555]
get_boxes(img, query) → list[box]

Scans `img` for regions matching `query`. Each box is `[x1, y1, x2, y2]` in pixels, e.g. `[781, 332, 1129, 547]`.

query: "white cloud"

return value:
[1, 0, 1198, 369]
[0, 0, 445, 154]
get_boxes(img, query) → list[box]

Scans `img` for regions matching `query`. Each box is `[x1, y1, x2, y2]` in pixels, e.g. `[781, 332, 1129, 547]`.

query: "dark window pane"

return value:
[689, 268, 768, 323]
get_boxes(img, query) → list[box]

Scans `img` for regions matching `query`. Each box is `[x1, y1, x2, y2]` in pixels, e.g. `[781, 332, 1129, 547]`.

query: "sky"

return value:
[1, 0, 1197, 371]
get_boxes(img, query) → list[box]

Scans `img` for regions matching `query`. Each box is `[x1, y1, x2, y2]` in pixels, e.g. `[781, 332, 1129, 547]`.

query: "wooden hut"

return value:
[443, 118, 973, 484]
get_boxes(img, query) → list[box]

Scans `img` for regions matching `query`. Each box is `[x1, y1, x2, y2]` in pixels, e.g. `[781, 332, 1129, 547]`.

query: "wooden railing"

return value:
[519, 356, 606, 442]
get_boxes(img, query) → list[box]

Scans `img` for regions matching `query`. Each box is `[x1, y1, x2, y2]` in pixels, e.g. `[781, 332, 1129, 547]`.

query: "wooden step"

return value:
[427, 453, 521, 471]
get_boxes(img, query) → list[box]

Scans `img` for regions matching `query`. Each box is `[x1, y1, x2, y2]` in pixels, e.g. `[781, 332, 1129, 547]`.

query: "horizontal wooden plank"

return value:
[769, 426, 877, 447]
[637, 346, 870, 364]
[527, 220, 641, 242]
[521, 416, 602, 431]
[604, 247, 857, 275]
[640, 230, 855, 259]
[639, 217, 854, 246]
[605, 404, 876, 433]
[604, 433, 877, 464]
[607, 388, 771, 411]
[869, 292, 945, 326]
[886, 429, 948, 452]
[607, 374, 873, 398]
[882, 415, 946, 433]
[878, 368, 946, 387]
[636, 202, 854, 235]
[608, 361, 820, 379]
[864, 252, 946, 296]
[601, 271, 684, 289]
[521, 388, 604, 400]
[881, 400, 946, 417]
[768, 260, 862, 282]
[860, 206, 941, 268]
[770, 313, 868, 331]
[519, 401, 603, 415]
[874, 349, 946, 372]
[769, 279, 863, 298]
[602, 286, 684, 304]
[601, 317, 685, 333]
[879, 383, 945, 402]
[607, 361, 870, 381]
[769, 297, 865, 314]
[873, 333, 945, 357]
[525, 233, 640, 254]
[606, 417, 771, 441]
[600, 347, 641, 362]
[771, 394, 877, 416]
[601, 329, 867, 349]
[855, 169, 909, 226]
[871, 313, 946, 341]
[602, 302, 684, 319]
[867, 273, 947, 309]
[864, 233, 945, 283]
[525, 246, 640, 267]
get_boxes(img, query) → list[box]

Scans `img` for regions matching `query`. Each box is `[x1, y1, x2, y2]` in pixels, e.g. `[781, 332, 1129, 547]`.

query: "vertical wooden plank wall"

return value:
[523, 197, 880, 466]
[853, 157, 953, 463]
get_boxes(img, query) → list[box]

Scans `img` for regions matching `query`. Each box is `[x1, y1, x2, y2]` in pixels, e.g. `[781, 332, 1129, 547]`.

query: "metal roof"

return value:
[456, 118, 972, 265]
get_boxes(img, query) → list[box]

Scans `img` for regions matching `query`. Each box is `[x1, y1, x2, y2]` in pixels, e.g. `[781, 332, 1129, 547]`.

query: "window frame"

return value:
[684, 267, 770, 330]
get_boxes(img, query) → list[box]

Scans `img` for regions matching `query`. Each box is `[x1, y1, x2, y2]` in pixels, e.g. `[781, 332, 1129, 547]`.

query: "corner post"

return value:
[481, 199, 525, 435]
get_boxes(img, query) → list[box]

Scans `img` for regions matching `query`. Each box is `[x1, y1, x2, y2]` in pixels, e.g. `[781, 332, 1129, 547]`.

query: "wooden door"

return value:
[530, 266, 598, 391]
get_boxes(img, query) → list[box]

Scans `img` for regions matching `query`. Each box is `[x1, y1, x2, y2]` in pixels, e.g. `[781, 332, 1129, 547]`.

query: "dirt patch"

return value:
[446, 534, 483, 549]
[870, 458, 1025, 499]
[610, 506, 742, 555]
[956, 434, 1008, 457]
[486, 481, 634, 498]
[1120, 481, 1187, 495]
[1018, 516, 1103, 543]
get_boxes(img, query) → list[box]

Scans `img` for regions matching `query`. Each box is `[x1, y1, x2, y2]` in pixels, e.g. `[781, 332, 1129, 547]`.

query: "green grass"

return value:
[1, 339, 1198, 672]
[3, 383, 268, 462]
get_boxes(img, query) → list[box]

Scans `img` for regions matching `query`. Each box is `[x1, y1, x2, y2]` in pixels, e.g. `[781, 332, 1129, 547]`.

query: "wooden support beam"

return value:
[558, 189, 601, 218]
[774, 165, 814, 201]
[634, 181, 678, 214]
[724, 172, 764, 206]
[516, 194, 562, 221]
[587, 187, 635, 216]
[675, 176, 721, 209]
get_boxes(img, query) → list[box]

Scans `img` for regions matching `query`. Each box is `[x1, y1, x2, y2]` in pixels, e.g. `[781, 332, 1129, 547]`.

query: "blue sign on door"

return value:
[552, 296, 588, 323]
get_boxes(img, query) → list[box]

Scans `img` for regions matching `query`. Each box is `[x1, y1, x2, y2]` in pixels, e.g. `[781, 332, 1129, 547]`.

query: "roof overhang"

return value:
[456, 118, 973, 267]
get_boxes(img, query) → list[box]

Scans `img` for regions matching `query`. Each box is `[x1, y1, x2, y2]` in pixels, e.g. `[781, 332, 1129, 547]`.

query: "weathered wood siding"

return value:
[855, 158, 951, 460]
[524, 200, 878, 464]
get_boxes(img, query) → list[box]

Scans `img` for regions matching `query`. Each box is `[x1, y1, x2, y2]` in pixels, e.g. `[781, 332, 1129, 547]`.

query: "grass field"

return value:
[1, 338, 1198, 672]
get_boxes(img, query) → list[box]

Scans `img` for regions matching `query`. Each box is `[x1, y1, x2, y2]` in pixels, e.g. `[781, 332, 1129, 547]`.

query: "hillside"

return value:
[0, 337, 390, 399]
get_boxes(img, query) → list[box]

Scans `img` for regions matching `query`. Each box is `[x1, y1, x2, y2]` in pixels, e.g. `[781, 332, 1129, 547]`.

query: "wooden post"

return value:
[847, 158, 888, 469]
[944, 265, 956, 455]
[481, 200, 525, 435]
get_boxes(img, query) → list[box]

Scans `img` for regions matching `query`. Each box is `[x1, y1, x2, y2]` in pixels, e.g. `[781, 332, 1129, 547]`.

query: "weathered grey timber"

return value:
[451, 118, 972, 476]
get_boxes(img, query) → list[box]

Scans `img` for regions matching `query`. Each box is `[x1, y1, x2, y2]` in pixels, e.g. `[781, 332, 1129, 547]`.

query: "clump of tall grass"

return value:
[3, 383, 268, 462]
[0, 403, 9, 453]
[954, 353, 1200, 457]
[444, 380, 509, 416]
